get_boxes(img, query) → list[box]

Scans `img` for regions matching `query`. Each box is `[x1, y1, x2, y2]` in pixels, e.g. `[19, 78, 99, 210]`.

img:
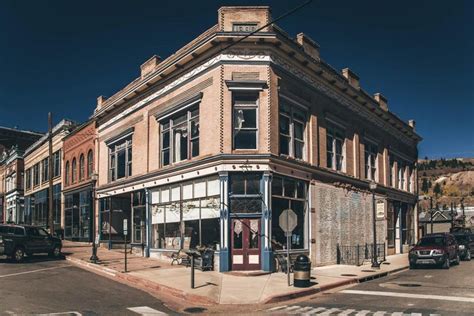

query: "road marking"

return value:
[127, 306, 168, 315]
[337, 309, 356, 315]
[0, 265, 70, 278]
[265, 305, 435, 315]
[341, 289, 474, 303]
[37, 312, 82, 315]
[267, 305, 288, 311]
[318, 307, 340, 315]
[302, 307, 326, 315]
[354, 310, 370, 316]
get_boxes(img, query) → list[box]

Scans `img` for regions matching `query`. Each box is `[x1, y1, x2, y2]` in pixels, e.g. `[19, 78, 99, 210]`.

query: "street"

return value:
[0, 256, 178, 315]
[263, 260, 474, 315]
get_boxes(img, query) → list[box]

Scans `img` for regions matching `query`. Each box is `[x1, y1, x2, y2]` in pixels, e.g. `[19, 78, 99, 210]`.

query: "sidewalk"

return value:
[62, 241, 408, 306]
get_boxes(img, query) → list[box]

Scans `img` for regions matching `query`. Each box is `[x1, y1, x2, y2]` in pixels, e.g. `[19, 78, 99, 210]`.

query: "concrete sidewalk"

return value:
[62, 241, 408, 306]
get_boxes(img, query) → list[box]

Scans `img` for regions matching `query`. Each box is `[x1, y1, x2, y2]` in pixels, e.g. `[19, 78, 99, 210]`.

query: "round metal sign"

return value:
[279, 208, 297, 233]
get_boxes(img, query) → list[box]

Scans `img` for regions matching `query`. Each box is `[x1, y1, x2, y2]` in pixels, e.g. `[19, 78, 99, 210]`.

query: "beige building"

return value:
[93, 6, 421, 271]
[23, 120, 75, 234]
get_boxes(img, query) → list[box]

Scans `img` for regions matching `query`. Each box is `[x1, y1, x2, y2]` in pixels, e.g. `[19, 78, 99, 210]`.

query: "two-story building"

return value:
[0, 126, 43, 223]
[24, 119, 76, 234]
[93, 6, 421, 272]
[62, 120, 97, 241]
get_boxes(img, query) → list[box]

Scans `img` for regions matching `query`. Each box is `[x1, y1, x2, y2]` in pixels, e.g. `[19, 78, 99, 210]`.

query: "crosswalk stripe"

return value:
[337, 309, 356, 315]
[127, 306, 168, 315]
[354, 310, 370, 316]
[372, 312, 386, 316]
[410, 314, 422, 316]
[391, 312, 403, 316]
[302, 307, 326, 315]
[265, 305, 440, 316]
[267, 305, 288, 311]
[293, 307, 315, 313]
[317, 308, 340, 315]
[341, 289, 474, 303]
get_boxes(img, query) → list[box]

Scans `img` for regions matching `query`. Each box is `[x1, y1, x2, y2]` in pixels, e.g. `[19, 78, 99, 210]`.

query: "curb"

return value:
[65, 255, 216, 306]
[263, 265, 409, 304]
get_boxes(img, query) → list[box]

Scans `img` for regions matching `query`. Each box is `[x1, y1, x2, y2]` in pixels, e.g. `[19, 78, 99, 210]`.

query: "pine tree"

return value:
[433, 183, 442, 197]
[421, 178, 429, 193]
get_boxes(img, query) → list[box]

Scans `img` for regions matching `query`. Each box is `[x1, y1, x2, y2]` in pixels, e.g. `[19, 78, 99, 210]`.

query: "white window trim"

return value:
[232, 92, 259, 150]
[279, 97, 308, 161]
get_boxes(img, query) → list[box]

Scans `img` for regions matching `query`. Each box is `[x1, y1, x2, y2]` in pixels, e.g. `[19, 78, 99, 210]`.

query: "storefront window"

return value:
[151, 177, 220, 250]
[229, 173, 262, 214]
[271, 176, 307, 250]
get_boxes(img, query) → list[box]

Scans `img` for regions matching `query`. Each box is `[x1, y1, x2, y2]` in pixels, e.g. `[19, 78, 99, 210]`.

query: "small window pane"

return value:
[162, 131, 170, 148]
[280, 135, 290, 156]
[231, 174, 245, 194]
[295, 141, 304, 159]
[234, 130, 256, 149]
[284, 179, 296, 198]
[246, 174, 261, 194]
[272, 177, 283, 196]
[294, 121, 304, 140]
[279, 115, 290, 135]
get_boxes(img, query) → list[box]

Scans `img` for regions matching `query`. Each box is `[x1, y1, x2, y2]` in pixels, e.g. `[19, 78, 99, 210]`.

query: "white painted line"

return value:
[283, 306, 301, 311]
[127, 306, 168, 315]
[293, 306, 314, 313]
[37, 312, 82, 315]
[317, 307, 340, 315]
[266, 305, 288, 312]
[337, 309, 356, 315]
[410, 313, 422, 316]
[0, 265, 70, 278]
[372, 312, 386, 316]
[341, 289, 474, 303]
[391, 312, 403, 316]
[354, 310, 370, 316]
[302, 307, 326, 315]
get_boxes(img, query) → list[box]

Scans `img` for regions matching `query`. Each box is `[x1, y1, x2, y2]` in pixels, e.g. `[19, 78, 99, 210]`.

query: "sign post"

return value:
[279, 209, 297, 286]
[123, 219, 128, 273]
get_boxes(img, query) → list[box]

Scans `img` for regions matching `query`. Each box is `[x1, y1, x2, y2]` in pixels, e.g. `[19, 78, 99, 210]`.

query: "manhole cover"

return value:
[341, 274, 358, 277]
[183, 307, 207, 314]
[361, 270, 376, 272]
[398, 283, 422, 287]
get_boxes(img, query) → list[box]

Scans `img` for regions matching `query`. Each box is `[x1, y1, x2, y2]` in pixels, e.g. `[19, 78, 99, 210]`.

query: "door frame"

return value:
[231, 217, 261, 271]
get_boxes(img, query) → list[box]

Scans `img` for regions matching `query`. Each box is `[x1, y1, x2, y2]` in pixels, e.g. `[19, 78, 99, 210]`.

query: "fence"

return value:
[336, 243, 386, 266]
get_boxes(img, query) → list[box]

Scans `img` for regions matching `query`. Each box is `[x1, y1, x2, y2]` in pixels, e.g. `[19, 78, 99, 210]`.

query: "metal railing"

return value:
[336, 243, 386, 266]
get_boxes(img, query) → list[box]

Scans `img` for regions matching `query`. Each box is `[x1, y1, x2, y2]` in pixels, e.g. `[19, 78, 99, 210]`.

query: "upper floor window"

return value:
[364, 142, 378, 181]
[407, 166, 413, 192]
[233, 93, 258, 150]
[25, 169, 31, 190]
[71, 158, 77, 183]
[279, 100, 306, 159]
[87, 150, 93, 178]
[389, 157, 395, 187]
[79, 154, 85, 181]
[398, 161, 405, 190]
[53, 150, 61, 178]
[6, 173, 16, 192]
[41, 158, 49, 183]
[326, 124, 345, 171]
[160, 107, 199, 166]
[33, 163, 40, 186]
[65, 161, 70, 185]
[109, 137, 132, 181]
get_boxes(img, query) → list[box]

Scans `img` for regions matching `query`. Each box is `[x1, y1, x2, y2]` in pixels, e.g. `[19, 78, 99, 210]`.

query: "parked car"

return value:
[0, 224, 62, 262]
[453, 233, 474, 261]
[409, 233, 460, 269]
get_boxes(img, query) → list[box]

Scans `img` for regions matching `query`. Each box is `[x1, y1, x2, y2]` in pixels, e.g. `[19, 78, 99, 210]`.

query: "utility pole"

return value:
[48, 113, 54, 235]
[429, 196, 433, 234]
[461, 198, 465, 228]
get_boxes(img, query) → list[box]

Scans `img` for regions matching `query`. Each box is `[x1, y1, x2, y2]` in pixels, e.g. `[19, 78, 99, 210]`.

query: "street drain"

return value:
[361, 270, 376, 272]
[341, 274, 358, 277]
[398, 283, 422, 287]
[183, 307, 207, 314]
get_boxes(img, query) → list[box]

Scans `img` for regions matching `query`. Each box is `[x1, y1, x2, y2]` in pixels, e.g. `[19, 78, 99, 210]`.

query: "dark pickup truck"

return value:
[0, 224, 62, 262]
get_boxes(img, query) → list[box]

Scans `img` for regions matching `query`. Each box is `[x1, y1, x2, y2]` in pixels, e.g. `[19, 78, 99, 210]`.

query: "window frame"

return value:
[33, 163, 40, 187]
[79, 154, 85, 181]
[364, 141, 378, 181]
[71, 158, 77, 184]
[65, 161, 70, 185]
[41, 158, 49, 183]
[87, 150, 93, 178]
[159, 106, 199, 167]
[278, 97, 307, 160]
[326, 123, 345, 172]
[232, 93, 259, 150]
[25, 168, 31, 191]
[53, 150, 61, 178]
[108, 137, 133, 182]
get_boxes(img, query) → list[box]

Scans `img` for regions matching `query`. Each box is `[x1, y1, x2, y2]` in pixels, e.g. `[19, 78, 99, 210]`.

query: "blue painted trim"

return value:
[262, 249, 274, 272]
[145, 188, 151, 258]
[219, 249, 230, 272]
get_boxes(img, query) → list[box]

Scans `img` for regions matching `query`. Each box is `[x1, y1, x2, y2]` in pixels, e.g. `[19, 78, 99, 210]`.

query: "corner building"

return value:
[94, 6, 421, 272]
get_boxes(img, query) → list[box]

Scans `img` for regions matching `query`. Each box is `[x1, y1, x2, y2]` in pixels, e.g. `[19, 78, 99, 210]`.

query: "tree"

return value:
[428, 180, 432, 188]
[421, 178, 429, 193]
[433, 183, 442, 197]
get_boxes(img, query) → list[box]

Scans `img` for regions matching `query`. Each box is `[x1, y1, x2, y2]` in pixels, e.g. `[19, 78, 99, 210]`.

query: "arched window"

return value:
[79, 154, 85, 181]
[87, 150, 93, 178]
[65, 161, 70, 185]
[72, 158, 77, 183]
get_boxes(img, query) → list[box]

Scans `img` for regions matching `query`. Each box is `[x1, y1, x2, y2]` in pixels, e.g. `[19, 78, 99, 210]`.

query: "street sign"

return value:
[376, 201, 385, 219]
[123, 219, 128, 236]
[279, 209, 297, 235]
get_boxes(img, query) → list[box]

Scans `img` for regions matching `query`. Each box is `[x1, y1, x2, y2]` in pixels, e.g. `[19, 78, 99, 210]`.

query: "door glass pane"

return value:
[233, 220, 243, 249]
[249, 219, 259, 249]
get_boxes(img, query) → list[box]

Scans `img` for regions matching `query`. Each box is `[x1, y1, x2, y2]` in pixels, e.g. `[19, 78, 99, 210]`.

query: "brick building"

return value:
[62, 120, 97, 241]
[0, 127, 43, 223]
[93, 6, 421, 271]
[23, 120, 76, 233]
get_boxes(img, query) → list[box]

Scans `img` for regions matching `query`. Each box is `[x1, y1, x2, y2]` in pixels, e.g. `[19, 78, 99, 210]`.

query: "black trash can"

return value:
[293, 254, 311, 288]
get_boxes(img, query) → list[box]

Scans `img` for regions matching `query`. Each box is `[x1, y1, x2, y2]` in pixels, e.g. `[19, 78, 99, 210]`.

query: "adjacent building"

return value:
[23, 120, 76, 234]
[0, 127, 43, 223]
[62, 120, 97, 241]
[92, 6, 421, 272]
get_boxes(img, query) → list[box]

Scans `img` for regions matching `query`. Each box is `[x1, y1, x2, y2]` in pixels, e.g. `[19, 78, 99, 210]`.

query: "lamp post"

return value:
[370, 181, 380, 268]
[90, 173, 99, 263]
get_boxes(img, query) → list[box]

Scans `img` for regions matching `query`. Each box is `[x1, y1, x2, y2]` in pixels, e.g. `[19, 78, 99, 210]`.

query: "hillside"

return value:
[418, 158, 474, 209]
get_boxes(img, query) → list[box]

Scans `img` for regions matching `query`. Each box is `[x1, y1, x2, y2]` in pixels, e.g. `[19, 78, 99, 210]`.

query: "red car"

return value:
[409, 233, 460, 269]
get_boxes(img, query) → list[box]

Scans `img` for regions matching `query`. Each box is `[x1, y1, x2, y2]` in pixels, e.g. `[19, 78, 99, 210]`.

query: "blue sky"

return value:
[0, 0, 472, 159]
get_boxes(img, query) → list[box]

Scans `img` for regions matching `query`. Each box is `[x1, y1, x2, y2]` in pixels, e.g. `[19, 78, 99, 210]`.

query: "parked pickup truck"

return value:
[0, 224, 62, 262]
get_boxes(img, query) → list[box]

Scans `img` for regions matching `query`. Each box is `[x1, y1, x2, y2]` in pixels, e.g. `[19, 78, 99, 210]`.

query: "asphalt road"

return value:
[263, 260, 474, 316]
[0, 255, 179, 315]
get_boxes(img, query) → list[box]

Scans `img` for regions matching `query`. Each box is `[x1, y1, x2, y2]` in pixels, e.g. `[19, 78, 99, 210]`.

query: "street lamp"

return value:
[369, 181, 380, 268]
[90, 173, 99, 264]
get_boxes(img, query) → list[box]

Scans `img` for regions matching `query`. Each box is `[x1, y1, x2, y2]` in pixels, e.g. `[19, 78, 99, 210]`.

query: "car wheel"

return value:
[454, 254, 460, 265]
[466, 251, 472, 261]
[49, 246, 61, 258]
[442, 256, 450, 269]
[409, 263, 417, 269]
[13, 247, 25, 263]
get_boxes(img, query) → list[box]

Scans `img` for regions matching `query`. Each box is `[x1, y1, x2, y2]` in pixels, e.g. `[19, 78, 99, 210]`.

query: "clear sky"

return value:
[0, 0, 472, 159]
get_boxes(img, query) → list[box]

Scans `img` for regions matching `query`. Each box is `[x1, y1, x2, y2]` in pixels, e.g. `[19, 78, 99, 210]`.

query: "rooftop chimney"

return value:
[408, 119, 416, 130]
[342, 68, 360, 90]
[140, 55, 162, 78]
[296, 33, 320, 61]
[374, 93, 388, 111]
[96, 96, 107, 110]
[218, 6, 271, 32]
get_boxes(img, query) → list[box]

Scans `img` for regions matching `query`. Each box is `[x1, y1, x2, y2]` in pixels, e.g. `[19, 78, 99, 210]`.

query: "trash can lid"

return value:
[295, 254, 310, 263]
